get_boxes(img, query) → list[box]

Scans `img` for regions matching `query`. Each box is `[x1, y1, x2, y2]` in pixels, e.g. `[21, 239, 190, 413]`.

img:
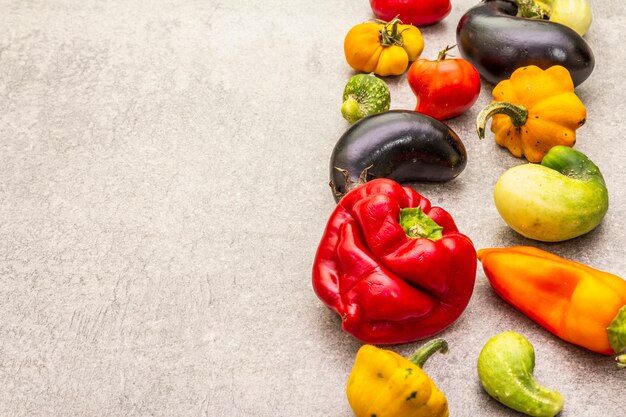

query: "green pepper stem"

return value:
[476, 102, 529, 139]
[607, 305, 626, 356]
[399, 207, 443, 241]
[408, 339, 448, 368]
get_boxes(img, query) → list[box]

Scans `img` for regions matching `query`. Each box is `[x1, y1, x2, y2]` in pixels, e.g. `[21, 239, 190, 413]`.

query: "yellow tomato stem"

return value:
[476, 102, 529, 139]
[408, 338, 448, 368]
[380, 18, 404, 46]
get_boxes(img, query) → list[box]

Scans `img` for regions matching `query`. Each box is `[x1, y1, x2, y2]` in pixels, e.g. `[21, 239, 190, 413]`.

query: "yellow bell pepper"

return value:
[476, 65, 587, 163]
[344, 18, 424, 77]
[346, 339, 449, 417]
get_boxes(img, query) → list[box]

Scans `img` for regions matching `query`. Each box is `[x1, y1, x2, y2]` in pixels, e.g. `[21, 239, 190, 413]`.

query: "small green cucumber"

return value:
[478, 332, 564, 417]
[494, 146, 608, 242]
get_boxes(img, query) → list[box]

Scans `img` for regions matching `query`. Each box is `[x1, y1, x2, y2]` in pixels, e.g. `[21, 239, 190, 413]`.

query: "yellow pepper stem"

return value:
[408, 339, 448, 368]
[476, 102, 529, 140]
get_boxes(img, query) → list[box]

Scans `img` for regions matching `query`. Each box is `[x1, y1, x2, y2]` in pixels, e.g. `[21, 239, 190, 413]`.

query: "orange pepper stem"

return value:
[408, 338, 448, 368]
[607, 305, 626, 355]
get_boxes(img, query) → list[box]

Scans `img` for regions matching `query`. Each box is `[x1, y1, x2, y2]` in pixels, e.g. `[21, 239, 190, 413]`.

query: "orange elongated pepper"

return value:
[477, 246, 626, 358]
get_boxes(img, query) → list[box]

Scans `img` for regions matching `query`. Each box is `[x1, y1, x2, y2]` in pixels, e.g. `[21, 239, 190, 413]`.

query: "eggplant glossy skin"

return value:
[456, 0, 594, 86]
[330, 110, 467, 202]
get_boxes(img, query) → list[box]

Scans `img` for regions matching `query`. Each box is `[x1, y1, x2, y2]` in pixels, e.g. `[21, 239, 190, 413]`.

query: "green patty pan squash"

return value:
[494, 146, 608, 242]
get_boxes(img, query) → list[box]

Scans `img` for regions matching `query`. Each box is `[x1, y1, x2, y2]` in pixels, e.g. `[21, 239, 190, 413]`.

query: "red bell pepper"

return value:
[370, 0, 452, 27]
[312, 178, 477, 344]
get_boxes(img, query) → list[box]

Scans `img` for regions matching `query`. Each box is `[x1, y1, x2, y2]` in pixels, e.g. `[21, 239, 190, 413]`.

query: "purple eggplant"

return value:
[456, 0, 594, 87]
[329, 110, 467, 202]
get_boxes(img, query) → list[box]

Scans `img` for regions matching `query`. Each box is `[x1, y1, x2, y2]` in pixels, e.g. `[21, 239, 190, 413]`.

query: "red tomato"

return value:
[407, 47, 481, 121]
[369, 0, 451, 26]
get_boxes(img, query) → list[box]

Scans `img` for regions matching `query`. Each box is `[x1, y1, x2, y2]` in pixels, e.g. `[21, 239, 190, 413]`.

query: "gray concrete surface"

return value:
[1, 0, 625, 416]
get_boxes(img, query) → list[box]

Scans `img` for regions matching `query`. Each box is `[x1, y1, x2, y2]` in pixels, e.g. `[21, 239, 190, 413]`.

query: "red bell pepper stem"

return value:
[399, 207, 443, 240]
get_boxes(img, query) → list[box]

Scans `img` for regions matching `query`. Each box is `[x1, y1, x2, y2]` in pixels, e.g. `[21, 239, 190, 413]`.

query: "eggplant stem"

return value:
[328, 180, 343, 199]
[331, 165, 373, 200]
[358, 165, 372, 184]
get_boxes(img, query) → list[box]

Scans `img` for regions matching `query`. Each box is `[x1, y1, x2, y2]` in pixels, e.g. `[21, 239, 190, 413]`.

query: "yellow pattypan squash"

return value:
[476, 65, 587, 163]
[346, 340, 449, 417]
[344, 18, 424, 77]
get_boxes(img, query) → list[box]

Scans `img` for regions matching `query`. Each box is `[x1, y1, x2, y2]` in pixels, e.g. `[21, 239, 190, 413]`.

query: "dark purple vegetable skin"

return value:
[456, 0, 594, 87]
[329, 110, 467, 202]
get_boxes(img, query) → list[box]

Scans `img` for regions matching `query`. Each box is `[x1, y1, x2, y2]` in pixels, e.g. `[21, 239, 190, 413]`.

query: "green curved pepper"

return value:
[477, 332, 564, 417]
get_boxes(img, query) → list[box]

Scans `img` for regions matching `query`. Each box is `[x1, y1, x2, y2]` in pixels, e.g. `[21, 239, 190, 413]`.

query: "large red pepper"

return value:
[312, 178, 477, 344]
[369, 0, 452, 26]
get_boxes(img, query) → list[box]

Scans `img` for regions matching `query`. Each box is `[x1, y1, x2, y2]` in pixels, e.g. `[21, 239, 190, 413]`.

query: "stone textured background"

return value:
[1, 0, 625, 416]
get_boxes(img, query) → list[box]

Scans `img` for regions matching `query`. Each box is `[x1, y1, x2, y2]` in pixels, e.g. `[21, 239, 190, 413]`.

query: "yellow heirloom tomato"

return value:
[344, 18, 424, 77]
